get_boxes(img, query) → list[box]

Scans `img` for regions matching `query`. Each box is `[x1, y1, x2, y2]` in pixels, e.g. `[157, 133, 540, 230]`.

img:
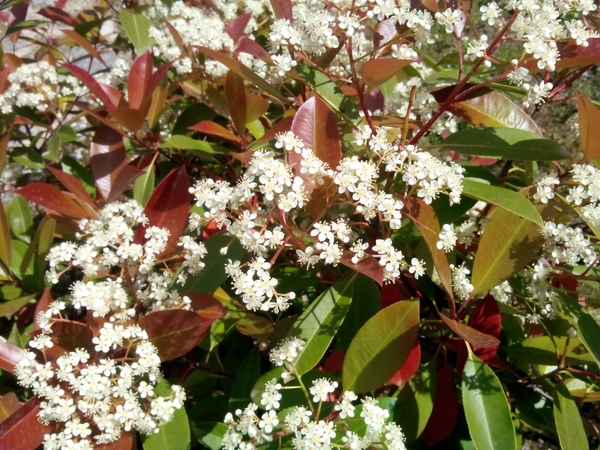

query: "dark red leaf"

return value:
[0, 397, 51, 450]
[64, 64, 121, 111]
[16, 184, 95, 220]
[236, 36, 273, 63]
[420, 364, 459, 445]
[439, 313, 500, 348]
[139, 310, 214, 361]
[323, 349, 344, 374]
[34, 289, 52, 331]
[127, 52, 153, 111]
[389, 339, 420, 386]
[90, 125, 127, 201]
[97, 432, 133, 450]
[46, 319, 93, 360]
[340, 253, 384, 286]
[47, 166, 96, 209]
[38, 7, 79, 26]
[380, 284, 404, 309]
[136, 166, 190, 254]
[186, 293, 227, 320]
[468, 294, 501, 359]
[9, 2, 28, 27]
[0, 341, 22, 374]
[556, 38, 600, 70]
[224, 13, 252, 43]
[106, 164, 145, 203]
[226, 70, 247, 135]
[189, 120, 241, 143]
[254, 115, 294, 146]
[270, 0, 293, 22]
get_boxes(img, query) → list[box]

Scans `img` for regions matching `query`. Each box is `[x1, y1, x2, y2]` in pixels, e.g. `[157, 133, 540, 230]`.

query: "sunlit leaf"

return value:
[554, 382, 589, 450]
[0, 397, 50, 450]
[362, 59, 413, 89]
[226, 70, 247, 135]
[0, 200, 11, 269]
[133, 162, 155, 207]
[420, 364, 459, 445]
[120, 9, 155, 53]
[439, 314, 500, 348]
[577, 93, 600, 160]
[397, 360, 436, 442]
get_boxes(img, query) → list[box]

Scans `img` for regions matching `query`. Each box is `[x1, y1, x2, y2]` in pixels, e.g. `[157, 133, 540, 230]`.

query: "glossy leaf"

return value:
[161, 135, 227, 155]
[287, 277, 354, 375]
[343, 300, 419, 393]
[228, 346, 261, 412]
[224, 13, 251, 43]
[180, 232, 243, 295]
[15, 184, 95, 220]
[142, 380, 190, 450]
[120, 9, 154, 53]
[0, 392, 20, 423]
[0, 341, 22, 373]
[462, 179, 542, 226]
[340, 254, 384, 286]
[362, 59, 413, 89]
[226, 70, 247, 135]
[65, 63, 120, 111]
[577, 93, 600, 160]
[6, 195, 32, 242]
[46, 319, 93, 358]
[47, 165, 96, 209]
[90, 125, 127, 201]
[558, 291, 600, 369]
[133, 162, 155, 207]
[60, 29, 104, 63]
[245, 94, 269, 125]
[471, 205, 546, 295]
[439, 313, 500, 348]
[0, 397, 50, 450]
[139, 310, 214, 361]
[397, 360, 436, 442]
[462, 351, 517, 450]
[137, 166, 190, 254]
[554, 382, 589, 450]
[128, 52, 153, 111]
[555, 38, 600, 70]
[505, 336, 594, 366]
[105, 164, 145, 203]
[0, 200, 10, 269]
[467, 295, 501, 362]
[270, 0, 293, 21]
[389, 339, 420, 386]
[420, 364, 459, 445]
[189, 120, 241, 144]
[236, 315, 275, 340]
[434, 127, 569, 160]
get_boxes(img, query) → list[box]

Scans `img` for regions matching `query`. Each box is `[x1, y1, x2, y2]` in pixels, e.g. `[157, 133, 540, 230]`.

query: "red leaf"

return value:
[34, 289, 52, 331]
[0, 341, 22, 374]
[373, 19, 397, 49]
[270, 0, 293, 22]
[61, 29, 104, 64]
[189, 120, 241, 144]
[468, 294, 501, 356]
[224, 13, 252, 44]
[46, 319, 93, 360]
[97, 432, 133, 450]
[236, 36, 273, 63]
[323, 349, 344, 374]
[38, 7, 79, 26]
[47, 166, 96, 209]
[380, 284, 404, 309]
[389, 339, 420, 386]
[64, 64, 121, 111]
[340, 253, 384, 286]
[362, 59, 413, 89]
[136, 166, 190, 254]
[90, 125, 127, 201]
[105, 164, 145, 203]
[439, 313, 500, 348]
[128, 52, 153, 111]
[0, 392, 21, 423]
[226, 70, 247, 134]
[254, 115, 294, 146]
[186, 293, 227, 320]
[577, 93, 600, 160]
[0, 397, 51, 450]
[16, 184, 95, 219]
[420, 364, 459, 445]
[139, 310, 214, 361]
[556, 38, 600, 70]
[246, 94, 269, 125]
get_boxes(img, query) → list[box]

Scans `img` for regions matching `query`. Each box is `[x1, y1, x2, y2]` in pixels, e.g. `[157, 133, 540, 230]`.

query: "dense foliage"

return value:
[0, 0, 600, 449]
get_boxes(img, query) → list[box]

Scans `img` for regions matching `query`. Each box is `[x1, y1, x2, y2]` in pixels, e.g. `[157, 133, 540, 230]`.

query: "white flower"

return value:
[309, 378, 338, 402]
[437, 224, 457, 252]
[334, 391, 357, 419]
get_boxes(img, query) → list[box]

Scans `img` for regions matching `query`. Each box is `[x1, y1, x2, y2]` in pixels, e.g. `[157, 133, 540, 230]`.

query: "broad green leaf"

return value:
[0, 201, 11, 268]
[6, 194, 33, 242]
[554, 382, 589, 450]
[133, 163, 155, 206]
[120, 9, 155, 54]
[142, 380, 190, 450]
[337, 274, 380, 352]
[191, 422, 227, 450]
[462, 351, 517, 450]
[504, 336, 595, 366]
[161, 135, 228, 155]
[179, 232, 243, 294]
[287, 277, 354, 375]
[0, 296, 34, 319]
[558, 291, 600, 369]
[462, 179, 543, 226]
[432, 127, 569, 160]
[343, 300, 419, 393]
[471, 207, 545, 295]
[397, 360, 436, 443]
[228, 346, 261, 411]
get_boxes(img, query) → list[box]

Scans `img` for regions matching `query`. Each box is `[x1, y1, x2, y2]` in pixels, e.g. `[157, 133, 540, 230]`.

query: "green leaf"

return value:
[228, 346, 261, 412]
[6, 195, 33, 242]
[554, 382, 589, 450]
[120, 9, 155, 54]
[432, 127, 569, 160]
[462, 351, 517, 450]
[161, 135, 228, 155]
[0, 296, 34, 319]
[142, 379, 190, 450]
[191, 422, 227, 450]
[462, 179, 543, 226]
[133, 163, 155, 207]
[504, 336, 595, 366]
[0, 200, 11, 269]
[343, 300, 419, 394]
[11, 147, 45, 169]
[337, 274, 380, 352]
[287, 277, 354, 375]
[179, 232, 243, 295]
[557, 291, 600, 369]
[397, 360, 436, 443]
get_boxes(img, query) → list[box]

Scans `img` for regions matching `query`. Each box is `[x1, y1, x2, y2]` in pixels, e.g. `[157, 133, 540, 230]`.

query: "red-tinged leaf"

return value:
[419, 0, 439, 12]
[0, 341, 22, 374]
[439, 313, 500, 348]
[254, 115, 294, 146]
[90, 125, 127, 201]
[111, 107, 146, 133]
[373, 19, 397, 49]
[60, 29, 104, 63]
[224, 13, 251, 43]
[390, 339, 421, 386]
[0, 200, 10, 269]
[189, 120, 241, 143]
[72, 101, 127, 137]
[139, 310, 214, 361]
[420, 364, 459, 445]
[236, 315, 275, 340]
[186, 293, 227, 319]
[577, 93, 600, 160]
[556, 38, 600, 70]
[16, 184, 94, 219]
[47, 166, 96, 209]
[404, 198, 455, 303]
[380, 284, 404, 308]
[270, 0, 293, 22]
[0, 392, 21, 423]
[226, 70, 247, 135]
[38, 6, 79, 26]
[0, 397, 50, 450]
[340, 253, 384, 286]
[97, 432, 133, 450]
[9, 2, 27, 27]
[64, 64, 120, 111]
[46, 319, 93, 360]
[323, 349, 344, 374]
[246, 94, 269, 125]
[127, 52, 153, 111]
[34, 289, 52, 331]
[362, 59, 413, 89]
[106, 164, 145, 203]
[144, 61, 173, 107]
[236, 36, 273, 63]
[468, 294, 501, 357]
[136, 166, 190, 254]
